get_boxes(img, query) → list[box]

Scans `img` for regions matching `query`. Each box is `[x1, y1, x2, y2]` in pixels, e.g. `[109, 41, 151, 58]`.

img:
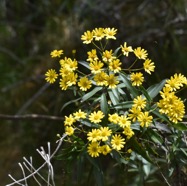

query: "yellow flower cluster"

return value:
[45, 28, 187, 160]
[157, 74, 187, 123]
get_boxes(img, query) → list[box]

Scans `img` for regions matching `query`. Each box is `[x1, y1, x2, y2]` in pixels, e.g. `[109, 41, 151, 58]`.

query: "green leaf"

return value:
[78, 61, 90, 69]
[173, 123, 187, 131]
[81, 87, 102, 102]
[100, 93, 108, 114]
[146, 79, 166, 99]
[129, 137, 153, 163]
[140, 86, 152, 103]
[61, 97, 81, 111]
[119, 73, 138, 98]
[108, 90, 119, 105]
[114, 46, 121, 56]
[180, 148, 187, 157]
[112, 101, 133, 109]
[147, 129, 164, 145]
[152, 109, 170, 123]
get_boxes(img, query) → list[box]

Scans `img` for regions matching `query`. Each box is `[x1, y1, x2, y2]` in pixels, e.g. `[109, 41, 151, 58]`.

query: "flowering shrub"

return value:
[45, 28, 187, 185]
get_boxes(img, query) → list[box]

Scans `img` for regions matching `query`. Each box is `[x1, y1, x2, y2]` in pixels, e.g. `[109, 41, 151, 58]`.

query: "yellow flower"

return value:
[108, 113, 120, 124]
[165, 73, 187, 91]
[64, 114, 76, 126]
[168, 97, 185, 123]
[111, 134, 126, 151]
[100, 145, 111, 155]
[59, 72, 78, 90]
[106, 74, 119, 89]
[87, 49, 98, 62]
[89, 111, 104, 124]
[130, 72, 144, 86]
[109, 59, 122, 73]
[123, 127, 134, 139]
[121, 42, 133, 56]
[157, 90, 185, 123]
[133, 95, 146, 110]
[90, 61, 104, 74]
[93, 28, 105, 41]
[73, 109, 87, 120]
[137, 111, 153, 127]
[59, 67, 70, 77]
[128, 107, 141, 122]
[65, 126, 74, 136]
[143, 59, 155, 74]
[45, 69, 58, 84]
[87, 142, 101, 157]
[78, 77, 92, 91]
[94, 72, 108, 86]
[134, 47, 148, 60]
[102, 50, 115, 63]
[50, 49, 63, 58]
[104, 28, 117, 40]
[64, 58, 78, 72]
[99, 127, 112, 141]
[81, 30, 93, 44]
[87, 129, 101, 142]
[118, 115, 131, 128]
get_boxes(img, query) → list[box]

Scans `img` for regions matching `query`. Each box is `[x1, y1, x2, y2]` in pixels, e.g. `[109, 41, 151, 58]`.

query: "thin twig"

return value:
[0, 114, 64, 122]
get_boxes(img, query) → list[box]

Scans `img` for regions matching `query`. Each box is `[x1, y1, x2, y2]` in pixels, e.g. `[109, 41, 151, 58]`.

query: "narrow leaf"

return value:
[119, 73, 138, 98]
[81, 87, 102, 102]
[78, 61, 90, 69]
[173, 123, 187, 131]
[108, 90, 119, 105]
[147, 79, 166, 99]
[61, 97, 81, 111]
[100, 93, 108, 114]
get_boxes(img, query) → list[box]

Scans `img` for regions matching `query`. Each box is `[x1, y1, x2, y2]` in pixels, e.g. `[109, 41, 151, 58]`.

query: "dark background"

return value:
[0, 0, 187, 185]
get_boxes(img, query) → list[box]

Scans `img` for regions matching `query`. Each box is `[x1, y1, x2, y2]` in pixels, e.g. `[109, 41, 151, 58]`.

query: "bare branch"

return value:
[0, 114, 64, 122]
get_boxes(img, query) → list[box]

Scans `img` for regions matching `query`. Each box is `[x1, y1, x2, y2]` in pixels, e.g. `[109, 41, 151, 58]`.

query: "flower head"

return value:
[65, 126, 74, 136]
[50, 49, 63, 58]
[78, 76, 92, 91]
[45, 69, 58, 84]
[128, 107, 141, 122]
[143, 59, 155, 74]
[104, 28, 117, 40]
[87, 129, 101, 142]
[81, 30, 93, 44]
[64, 114, 76, 126]
[108, 113, 120, 124]
[111, 134, 126, 151]
[87, 142, 101, 157]
[134, 47, 148, 60]
[87, 49, 98, 62]
[165, 73, 187, 91]
[118, 115, 131, 128]
[133, 96, 146, 110]
[89, 111, 104, 124]
[121, 42, 133, 56]
[90, 61, 104, 74]
[99, 127, 112, 141]
[130, 72, 144, 86]
[137, 111, 153, 127]
[100, 145, 111, 155]
[93, 28, 105, 41]
[102, 50, 115, 63]
[73, 109, 87, 120]
[109, 59, 122, 73]
[106, 74, 119, 89]
[94, 72, 108, 86]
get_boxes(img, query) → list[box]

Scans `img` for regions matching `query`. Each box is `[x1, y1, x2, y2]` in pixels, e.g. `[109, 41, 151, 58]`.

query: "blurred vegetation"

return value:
[0, 0, 186, 185]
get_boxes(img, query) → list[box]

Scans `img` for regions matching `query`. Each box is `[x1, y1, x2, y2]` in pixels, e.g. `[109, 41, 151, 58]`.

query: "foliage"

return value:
[43, 28, 187, 185]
